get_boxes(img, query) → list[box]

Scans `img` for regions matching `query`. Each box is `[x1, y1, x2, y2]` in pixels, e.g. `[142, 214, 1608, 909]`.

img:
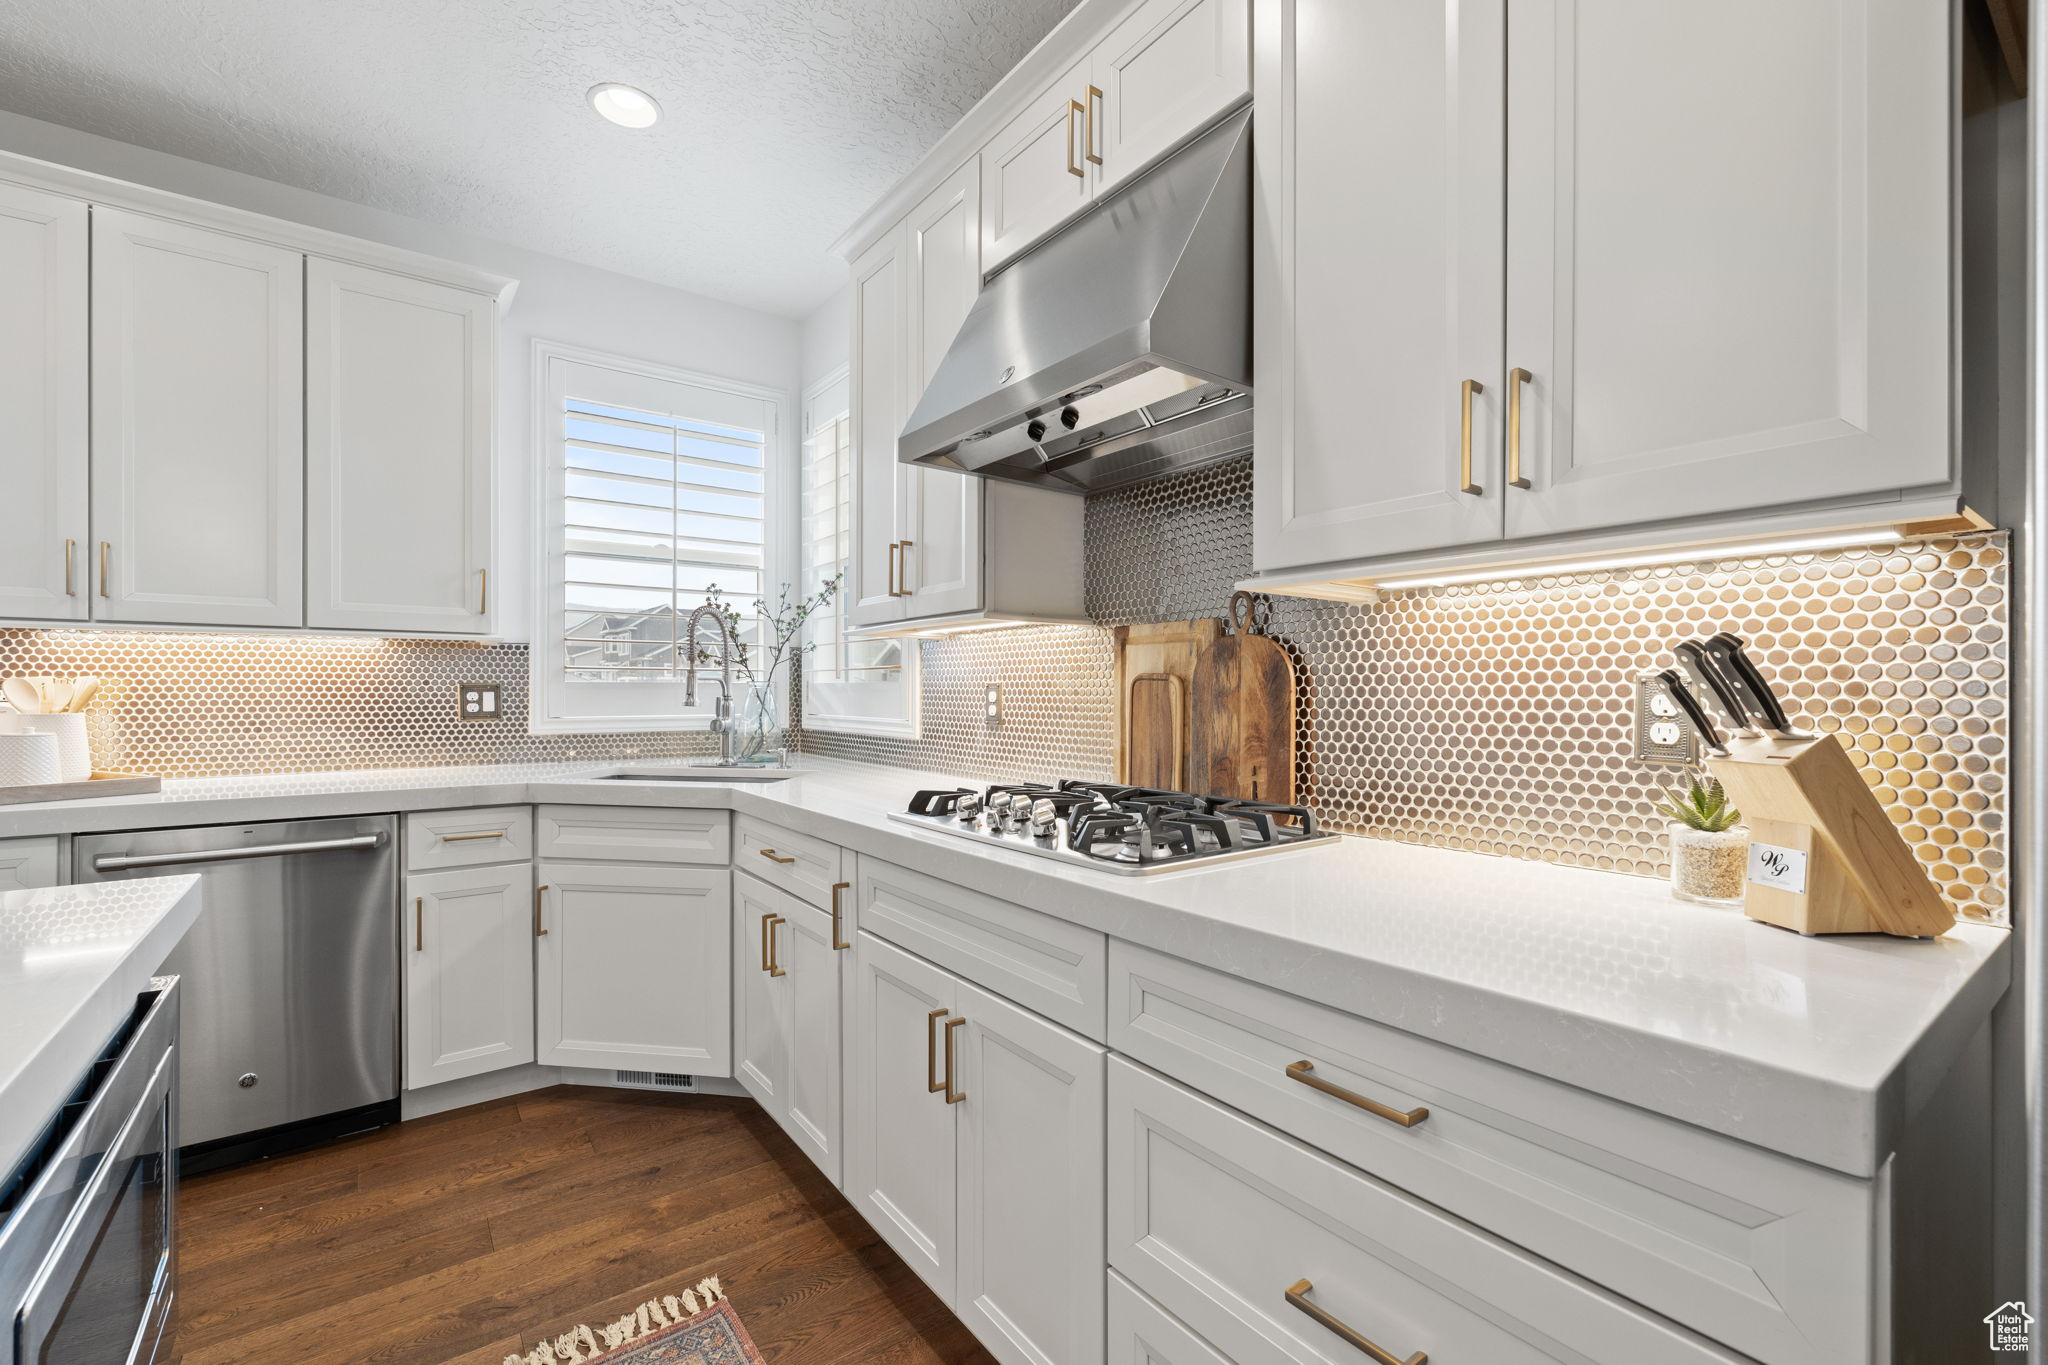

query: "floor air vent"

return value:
[613, 1070, 696, 1090]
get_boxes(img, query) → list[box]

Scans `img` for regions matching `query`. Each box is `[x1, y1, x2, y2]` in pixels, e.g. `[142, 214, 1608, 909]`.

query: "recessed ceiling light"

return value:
[587, 82, 661, 129]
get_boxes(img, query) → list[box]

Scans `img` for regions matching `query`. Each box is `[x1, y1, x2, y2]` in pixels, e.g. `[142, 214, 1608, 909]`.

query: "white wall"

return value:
[0, 108, 802, 641]
[801, 287, 850, 395]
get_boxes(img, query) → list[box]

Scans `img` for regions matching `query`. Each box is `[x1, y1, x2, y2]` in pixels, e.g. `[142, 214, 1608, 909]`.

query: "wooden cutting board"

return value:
[1189, 593, 1296, 804]
[1127, 674, 1185, 789]
[1113, 619, 1221, 786]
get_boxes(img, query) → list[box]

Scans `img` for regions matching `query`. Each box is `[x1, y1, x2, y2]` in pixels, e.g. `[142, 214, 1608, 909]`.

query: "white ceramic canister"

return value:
[18, 713, 90, 783]
[0, 731, 60, 787]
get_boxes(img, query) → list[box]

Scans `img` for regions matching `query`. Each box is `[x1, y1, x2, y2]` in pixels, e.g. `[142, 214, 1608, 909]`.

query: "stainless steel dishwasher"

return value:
[73, 817, 399, 1170]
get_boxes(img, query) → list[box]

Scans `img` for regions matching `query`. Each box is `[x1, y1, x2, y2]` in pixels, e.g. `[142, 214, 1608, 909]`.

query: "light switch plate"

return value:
[458, 683, 501, 722]
[1634, 677, 1696, 765]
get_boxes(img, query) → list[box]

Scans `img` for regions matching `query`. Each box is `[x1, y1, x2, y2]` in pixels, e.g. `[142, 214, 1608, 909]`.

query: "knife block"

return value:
[1703, 734, 1955, 937]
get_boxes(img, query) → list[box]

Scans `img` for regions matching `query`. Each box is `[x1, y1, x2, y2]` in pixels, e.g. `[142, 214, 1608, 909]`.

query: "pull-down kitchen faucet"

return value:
[683, 603, 739, 766]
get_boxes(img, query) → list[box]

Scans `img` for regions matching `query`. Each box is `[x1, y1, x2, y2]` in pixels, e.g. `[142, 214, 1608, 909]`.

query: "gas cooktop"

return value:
[888, 780, 1341, 875]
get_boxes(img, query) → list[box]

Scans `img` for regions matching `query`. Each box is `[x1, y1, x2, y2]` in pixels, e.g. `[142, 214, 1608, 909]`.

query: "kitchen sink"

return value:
[592, 766, 798, 783]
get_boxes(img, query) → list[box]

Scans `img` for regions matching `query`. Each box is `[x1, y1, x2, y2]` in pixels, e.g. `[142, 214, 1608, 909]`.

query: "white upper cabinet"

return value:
[0, 185, 87, 622]
[901, 163, 985, 620]
[1251, 0, 1956, 582]
[91, 210, 305, 627]
[848, 228, 911, 629]
[1091, 0, 1250, 195]
[307, 259, 495, 633]
[1501, 0, 1951, 540]
[980, 58, 1096, 274]
[1253, 0, 1506, 570]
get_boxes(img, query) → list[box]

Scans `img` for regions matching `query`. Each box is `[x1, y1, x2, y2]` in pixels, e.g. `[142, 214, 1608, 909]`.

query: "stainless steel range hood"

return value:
[898, 106, 1251, 495]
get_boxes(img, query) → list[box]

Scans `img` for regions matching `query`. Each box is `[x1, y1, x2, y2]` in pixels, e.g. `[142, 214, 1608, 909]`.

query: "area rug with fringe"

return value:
[503, 1276, 763, 1365]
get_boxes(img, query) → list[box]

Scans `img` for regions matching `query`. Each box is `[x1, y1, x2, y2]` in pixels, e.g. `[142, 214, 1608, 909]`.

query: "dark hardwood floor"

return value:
[166, 1086, 996, 1365]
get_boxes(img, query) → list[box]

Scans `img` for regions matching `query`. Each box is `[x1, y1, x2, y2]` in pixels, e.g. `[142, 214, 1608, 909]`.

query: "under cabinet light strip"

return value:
[1371, 529, 1906, 592]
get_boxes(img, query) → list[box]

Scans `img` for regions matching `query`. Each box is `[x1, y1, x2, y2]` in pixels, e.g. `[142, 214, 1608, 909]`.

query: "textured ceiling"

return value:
[0, 0, 1080, 316]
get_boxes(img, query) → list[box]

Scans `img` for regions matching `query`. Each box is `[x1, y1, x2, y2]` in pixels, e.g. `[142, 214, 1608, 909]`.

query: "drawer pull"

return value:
[440, 830, 507, 842]
[534, 884, 549, 938]
[942, 1016, 967, 1105]
[757, 847, 798, 865]
[830, 881, 851, 950]
[1285, 1279, 1425, 1365]
[1286, 1060, 1429, 1128]
[927, 1009, 950, 1094]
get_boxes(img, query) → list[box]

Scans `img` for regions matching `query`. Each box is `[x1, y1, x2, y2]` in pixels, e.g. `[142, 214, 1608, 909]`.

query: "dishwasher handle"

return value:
[92, 833, 385, 872]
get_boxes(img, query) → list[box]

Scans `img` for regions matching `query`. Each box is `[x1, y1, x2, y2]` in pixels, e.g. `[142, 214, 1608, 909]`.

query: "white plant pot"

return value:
[1668, 822, 1748, 907]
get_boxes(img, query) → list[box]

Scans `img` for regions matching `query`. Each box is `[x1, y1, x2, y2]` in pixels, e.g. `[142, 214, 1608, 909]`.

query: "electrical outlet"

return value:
[458, 682, 501, 722]
[1634, 677, 1695, 765]
[985, 683, 1002, 729]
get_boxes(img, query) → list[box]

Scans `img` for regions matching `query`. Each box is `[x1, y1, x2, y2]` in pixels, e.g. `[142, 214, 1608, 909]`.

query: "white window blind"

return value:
[562, 398, 766, 681]
[532, 344, 785, 734]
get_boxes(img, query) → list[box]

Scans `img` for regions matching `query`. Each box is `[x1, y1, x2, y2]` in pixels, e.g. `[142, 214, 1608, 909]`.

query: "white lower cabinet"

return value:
[0, 837, 62, 892]
[403, 861, 535, 1089]
[535, 861, 731, 1075]
[733, 872, 848, 1182]
[1108, 1057, 1742, 1365]
[848, 929, 1108, 1365]
[1108, 1271, 1233, 1365]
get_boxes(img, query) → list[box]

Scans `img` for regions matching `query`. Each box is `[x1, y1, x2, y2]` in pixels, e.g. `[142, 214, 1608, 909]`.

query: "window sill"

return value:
[526, 715, 717, 737]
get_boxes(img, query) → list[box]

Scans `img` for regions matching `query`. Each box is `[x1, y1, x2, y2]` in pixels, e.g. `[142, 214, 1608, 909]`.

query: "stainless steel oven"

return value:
[0, 977, 179, 1365]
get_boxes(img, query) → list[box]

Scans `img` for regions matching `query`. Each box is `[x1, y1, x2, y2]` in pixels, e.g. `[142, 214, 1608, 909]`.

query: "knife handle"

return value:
[1705, 634, 1815, 740]
[1674, 640, 1759, 737]
[1649, 669, 1729, 757]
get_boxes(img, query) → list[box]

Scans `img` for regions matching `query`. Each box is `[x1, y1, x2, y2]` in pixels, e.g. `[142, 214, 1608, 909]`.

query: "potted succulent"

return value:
[1661, 771, 1747, 907]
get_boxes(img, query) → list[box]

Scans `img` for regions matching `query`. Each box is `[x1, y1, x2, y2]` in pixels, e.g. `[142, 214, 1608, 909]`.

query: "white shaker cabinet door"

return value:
[1502, 0, 1951, 538]
[1252, 0, 1507, 574]
[779, 897, 848, 1185]
[91, 209, 304, 628]
[848, 228, 911, 629]
[0, 184, 87, 622]
[535, 862, 731, 1075]
[307, 258, 495, 634]
[901, 161, 984, 620]
[403, 862, 535, 1089]
[954, 980, 1108, 1365]
[732, 874, 790, 1118]
[846, 930, 960, 1302]
[980, 58, 1095, 273]
[1091, 0, 1250, 195]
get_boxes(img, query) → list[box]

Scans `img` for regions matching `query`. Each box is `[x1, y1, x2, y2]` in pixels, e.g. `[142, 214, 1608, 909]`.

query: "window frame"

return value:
[797, 364, 919, 738]
[528, 338, 795, 735]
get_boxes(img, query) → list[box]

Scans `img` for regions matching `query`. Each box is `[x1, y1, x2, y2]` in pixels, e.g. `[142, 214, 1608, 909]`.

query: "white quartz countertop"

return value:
[0, 759, 2009, 1176]
[0, 874, 201, 1177]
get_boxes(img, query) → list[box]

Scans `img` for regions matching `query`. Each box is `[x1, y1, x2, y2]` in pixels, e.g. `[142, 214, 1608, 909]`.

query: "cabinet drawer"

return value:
[405, 806, 532, 871]
[1109, 1058, 1742, 1365]
[855, 855, 1107, 1040]
[734, 816, 845, 909]
[1109, 942, 1873, 1365]
[1108, 1270, 1232, 1365]
[536, 805, 729, 864]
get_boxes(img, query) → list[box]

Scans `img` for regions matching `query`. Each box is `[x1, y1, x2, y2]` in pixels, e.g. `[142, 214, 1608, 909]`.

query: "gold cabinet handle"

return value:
[64, 539, 76, 597]
[886, 541, 902, 597]
[441, 829, 506, 842]
[1286, 1060, 1428, 1128]
[758, 847, 797, 865]
[1285, 1279, 1425, 1365]
[534, 883, 549, 937]
[1458, 379, 1484, 495]
[897, 540, 912, 596]
[98, 542, 110, 598]
[830, 881, 851, 951]
[414, 896, 424, 952]
[1067, 98, 1087, 178]
[1084, 84, 1104, 165]
[766, 914, 786, 977]
[1507, 366, 1532, 489]
[478, 567, 488, 615]
[943, 1016, 967, 1104]
[927, 1008, 950, 1093]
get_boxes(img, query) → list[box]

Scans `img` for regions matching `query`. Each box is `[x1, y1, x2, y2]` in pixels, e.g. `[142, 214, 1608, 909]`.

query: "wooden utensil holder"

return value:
[1704, 734, 1954, 937]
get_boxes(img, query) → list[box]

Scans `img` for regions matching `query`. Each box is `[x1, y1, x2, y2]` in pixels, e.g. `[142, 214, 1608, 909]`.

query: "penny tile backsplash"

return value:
[0, 455, 2009, 922]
